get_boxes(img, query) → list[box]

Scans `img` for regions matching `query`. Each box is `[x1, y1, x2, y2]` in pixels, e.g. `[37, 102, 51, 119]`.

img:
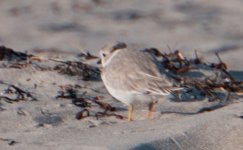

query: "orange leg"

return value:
[147, 101, 154, 119]
[128, 105, 134, 121]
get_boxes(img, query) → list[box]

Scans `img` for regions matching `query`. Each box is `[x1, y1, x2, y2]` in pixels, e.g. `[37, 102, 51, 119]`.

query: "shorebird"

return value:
[100, 42, 181, 121]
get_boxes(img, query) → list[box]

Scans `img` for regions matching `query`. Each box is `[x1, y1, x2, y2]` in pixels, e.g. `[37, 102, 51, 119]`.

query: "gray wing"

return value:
[103, 49, 181, 95]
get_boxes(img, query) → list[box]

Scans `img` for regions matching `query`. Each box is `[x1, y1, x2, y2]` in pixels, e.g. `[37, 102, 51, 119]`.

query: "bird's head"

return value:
[99, 42, 127, 67]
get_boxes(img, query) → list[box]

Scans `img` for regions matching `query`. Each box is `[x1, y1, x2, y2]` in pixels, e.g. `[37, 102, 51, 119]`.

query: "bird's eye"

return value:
[102, 53, 106, 57]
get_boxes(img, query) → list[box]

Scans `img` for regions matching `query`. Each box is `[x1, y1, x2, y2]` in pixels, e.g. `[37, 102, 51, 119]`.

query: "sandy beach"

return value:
[0, 0, 243, 149]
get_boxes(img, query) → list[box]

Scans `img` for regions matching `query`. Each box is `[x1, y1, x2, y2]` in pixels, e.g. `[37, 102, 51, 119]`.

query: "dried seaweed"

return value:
[56, 85, 123, 120]
[0, 138, 18, 146]
[76, 109, 90, 119]
[53, 59, 100, 81]
[77, 52, 99, 60]
[145, 48, 243, 102]
[0, 82, 37, 103]
[0, 46, 44, 69]
[0, 46, 32, 61]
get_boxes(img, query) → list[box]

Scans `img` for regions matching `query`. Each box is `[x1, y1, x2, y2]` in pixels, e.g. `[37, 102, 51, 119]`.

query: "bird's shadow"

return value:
[160, 101, 233, 115]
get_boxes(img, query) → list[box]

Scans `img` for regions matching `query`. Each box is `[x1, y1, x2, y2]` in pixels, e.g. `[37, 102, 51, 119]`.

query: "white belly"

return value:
[104, 84, 151, 105]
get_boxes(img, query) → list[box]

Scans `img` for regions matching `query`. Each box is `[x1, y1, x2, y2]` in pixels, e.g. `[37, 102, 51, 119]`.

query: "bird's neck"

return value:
[102, 49, 122, 68]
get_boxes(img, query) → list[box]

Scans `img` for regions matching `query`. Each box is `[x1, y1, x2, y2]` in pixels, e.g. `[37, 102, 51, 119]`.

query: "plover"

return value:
[100, 42, 181, 121]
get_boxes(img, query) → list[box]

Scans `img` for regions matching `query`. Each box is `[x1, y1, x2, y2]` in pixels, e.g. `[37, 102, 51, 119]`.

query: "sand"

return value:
[0, 0, 243, 149]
